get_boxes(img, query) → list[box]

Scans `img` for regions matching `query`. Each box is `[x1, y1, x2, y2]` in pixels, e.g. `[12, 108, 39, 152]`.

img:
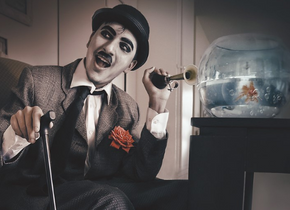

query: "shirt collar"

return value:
[70, 58, 112, 104]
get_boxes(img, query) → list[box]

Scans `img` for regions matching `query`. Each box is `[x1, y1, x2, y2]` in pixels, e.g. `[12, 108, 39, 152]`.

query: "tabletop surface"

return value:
[191, 117, 290, 128]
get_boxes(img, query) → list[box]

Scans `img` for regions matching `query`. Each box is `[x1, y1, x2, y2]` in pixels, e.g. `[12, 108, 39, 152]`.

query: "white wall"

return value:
[194, 0, 290, 209]
[0, 0, 58, 65]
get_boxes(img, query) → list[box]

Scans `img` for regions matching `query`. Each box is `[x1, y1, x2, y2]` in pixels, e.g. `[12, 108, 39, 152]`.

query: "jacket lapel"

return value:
[95, 88, 119, 147]
[76, 111, 88, 141]
[60, 59, 80, 111]
[60, 59, 88, 142]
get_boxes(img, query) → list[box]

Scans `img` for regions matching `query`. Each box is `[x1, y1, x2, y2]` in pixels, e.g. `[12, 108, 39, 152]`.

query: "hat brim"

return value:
[92, 8, 149, 70]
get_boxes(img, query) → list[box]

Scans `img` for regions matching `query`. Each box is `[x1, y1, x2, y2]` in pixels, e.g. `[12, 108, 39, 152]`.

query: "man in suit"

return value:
[0, 4, 188, 210]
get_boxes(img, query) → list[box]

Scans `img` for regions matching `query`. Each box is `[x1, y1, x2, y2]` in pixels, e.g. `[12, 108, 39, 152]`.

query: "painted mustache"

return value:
[95, 51, 112, 67]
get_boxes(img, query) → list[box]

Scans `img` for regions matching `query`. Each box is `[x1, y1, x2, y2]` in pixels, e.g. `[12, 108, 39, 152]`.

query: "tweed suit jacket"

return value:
[0, 59, 168, 188]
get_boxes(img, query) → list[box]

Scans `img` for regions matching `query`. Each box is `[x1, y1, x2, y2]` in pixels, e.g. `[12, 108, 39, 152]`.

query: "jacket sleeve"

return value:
[120, 104, 168, 181]
[0, 67, 35, 168]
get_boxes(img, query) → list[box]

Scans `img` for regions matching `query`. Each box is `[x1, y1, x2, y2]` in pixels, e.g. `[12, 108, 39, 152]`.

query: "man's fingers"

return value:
[31, 107, 43, 143]
[158, 68, 169, 76]
[144, 67, 168, 79]
[32, 107, 43, 133]
[10, 114, 24, 138]
[23, 107, 35, 143]
[16, 110, 28, 139]
[145, 66, 155, 74]
[27, 107, 42, 143]
[10, 106, 43, 144]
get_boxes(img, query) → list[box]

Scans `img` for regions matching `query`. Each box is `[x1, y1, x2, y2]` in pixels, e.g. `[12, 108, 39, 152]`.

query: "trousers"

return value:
[0, 177, 189, 210]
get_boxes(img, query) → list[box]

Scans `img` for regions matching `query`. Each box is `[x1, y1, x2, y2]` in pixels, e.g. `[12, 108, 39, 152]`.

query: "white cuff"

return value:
[2, 125, 30, 162]
[146, 108, 169, 139]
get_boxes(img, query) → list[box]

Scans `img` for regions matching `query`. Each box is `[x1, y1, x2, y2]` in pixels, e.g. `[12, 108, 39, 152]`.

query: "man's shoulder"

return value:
[29, 59, 80, 73]
[22, 63, 62, 78]
[20, 59, 80, 82]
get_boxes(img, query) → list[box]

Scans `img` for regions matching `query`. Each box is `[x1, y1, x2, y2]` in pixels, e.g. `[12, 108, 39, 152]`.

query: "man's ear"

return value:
[86, 32, 96, 48]
[124, 60, 138, 73]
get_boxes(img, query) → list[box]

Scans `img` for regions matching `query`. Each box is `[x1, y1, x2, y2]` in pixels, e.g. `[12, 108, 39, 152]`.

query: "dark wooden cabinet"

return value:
[189, 118, 290, 210]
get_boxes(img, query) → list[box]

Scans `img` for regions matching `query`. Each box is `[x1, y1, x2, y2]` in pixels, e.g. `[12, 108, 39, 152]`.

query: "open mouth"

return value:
[95, 52, 112, 68]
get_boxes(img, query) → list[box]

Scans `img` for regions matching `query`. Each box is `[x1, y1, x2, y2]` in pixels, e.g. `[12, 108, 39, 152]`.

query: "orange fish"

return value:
[236, 81, 260, 103]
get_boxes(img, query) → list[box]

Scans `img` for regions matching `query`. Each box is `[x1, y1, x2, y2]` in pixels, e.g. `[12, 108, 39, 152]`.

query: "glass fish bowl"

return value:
[197, 33, 290, 118]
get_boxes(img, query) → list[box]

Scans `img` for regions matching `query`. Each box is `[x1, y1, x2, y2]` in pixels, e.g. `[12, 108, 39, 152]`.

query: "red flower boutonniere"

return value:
[109, 126, 134, 153]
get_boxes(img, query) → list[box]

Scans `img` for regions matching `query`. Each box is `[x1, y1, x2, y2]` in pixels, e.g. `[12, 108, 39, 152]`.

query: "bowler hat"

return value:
[92, 4, 150, 70]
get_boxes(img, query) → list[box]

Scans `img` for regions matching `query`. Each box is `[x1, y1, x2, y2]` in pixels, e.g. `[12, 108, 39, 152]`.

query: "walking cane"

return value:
[40, 111, 57, 210]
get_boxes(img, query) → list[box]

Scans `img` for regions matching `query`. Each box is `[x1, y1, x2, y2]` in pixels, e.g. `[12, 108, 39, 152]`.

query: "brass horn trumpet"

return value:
[150, 65, 197, 89]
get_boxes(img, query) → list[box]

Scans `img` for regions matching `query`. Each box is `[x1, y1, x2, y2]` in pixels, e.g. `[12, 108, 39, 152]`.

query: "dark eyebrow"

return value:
[101, 25, 116, 36]
[121, 37, 134, 51]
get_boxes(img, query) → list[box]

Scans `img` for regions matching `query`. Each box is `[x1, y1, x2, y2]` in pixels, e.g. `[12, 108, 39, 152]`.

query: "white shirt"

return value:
[1, 58, 169, 172]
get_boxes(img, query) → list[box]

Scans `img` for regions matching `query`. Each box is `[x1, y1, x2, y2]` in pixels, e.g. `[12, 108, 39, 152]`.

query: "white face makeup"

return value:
[85, 22, 138, 89]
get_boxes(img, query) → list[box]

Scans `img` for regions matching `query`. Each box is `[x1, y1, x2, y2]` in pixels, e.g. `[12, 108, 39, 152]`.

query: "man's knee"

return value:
[94, 185, 134, 210]
[55, 180, 134, 210]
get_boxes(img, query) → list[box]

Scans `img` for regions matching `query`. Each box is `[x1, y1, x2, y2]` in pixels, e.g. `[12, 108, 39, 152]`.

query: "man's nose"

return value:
[103, 40, 116, 56]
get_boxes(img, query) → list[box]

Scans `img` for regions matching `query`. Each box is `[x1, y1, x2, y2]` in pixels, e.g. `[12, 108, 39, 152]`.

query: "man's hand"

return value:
[142, 67, 172, 113]
[10, 106, 43, 144]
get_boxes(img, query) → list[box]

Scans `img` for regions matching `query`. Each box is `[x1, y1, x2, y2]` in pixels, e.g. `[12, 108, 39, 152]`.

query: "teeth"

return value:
[96, 55, 110, 68]
[99, 56, 109, 65]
